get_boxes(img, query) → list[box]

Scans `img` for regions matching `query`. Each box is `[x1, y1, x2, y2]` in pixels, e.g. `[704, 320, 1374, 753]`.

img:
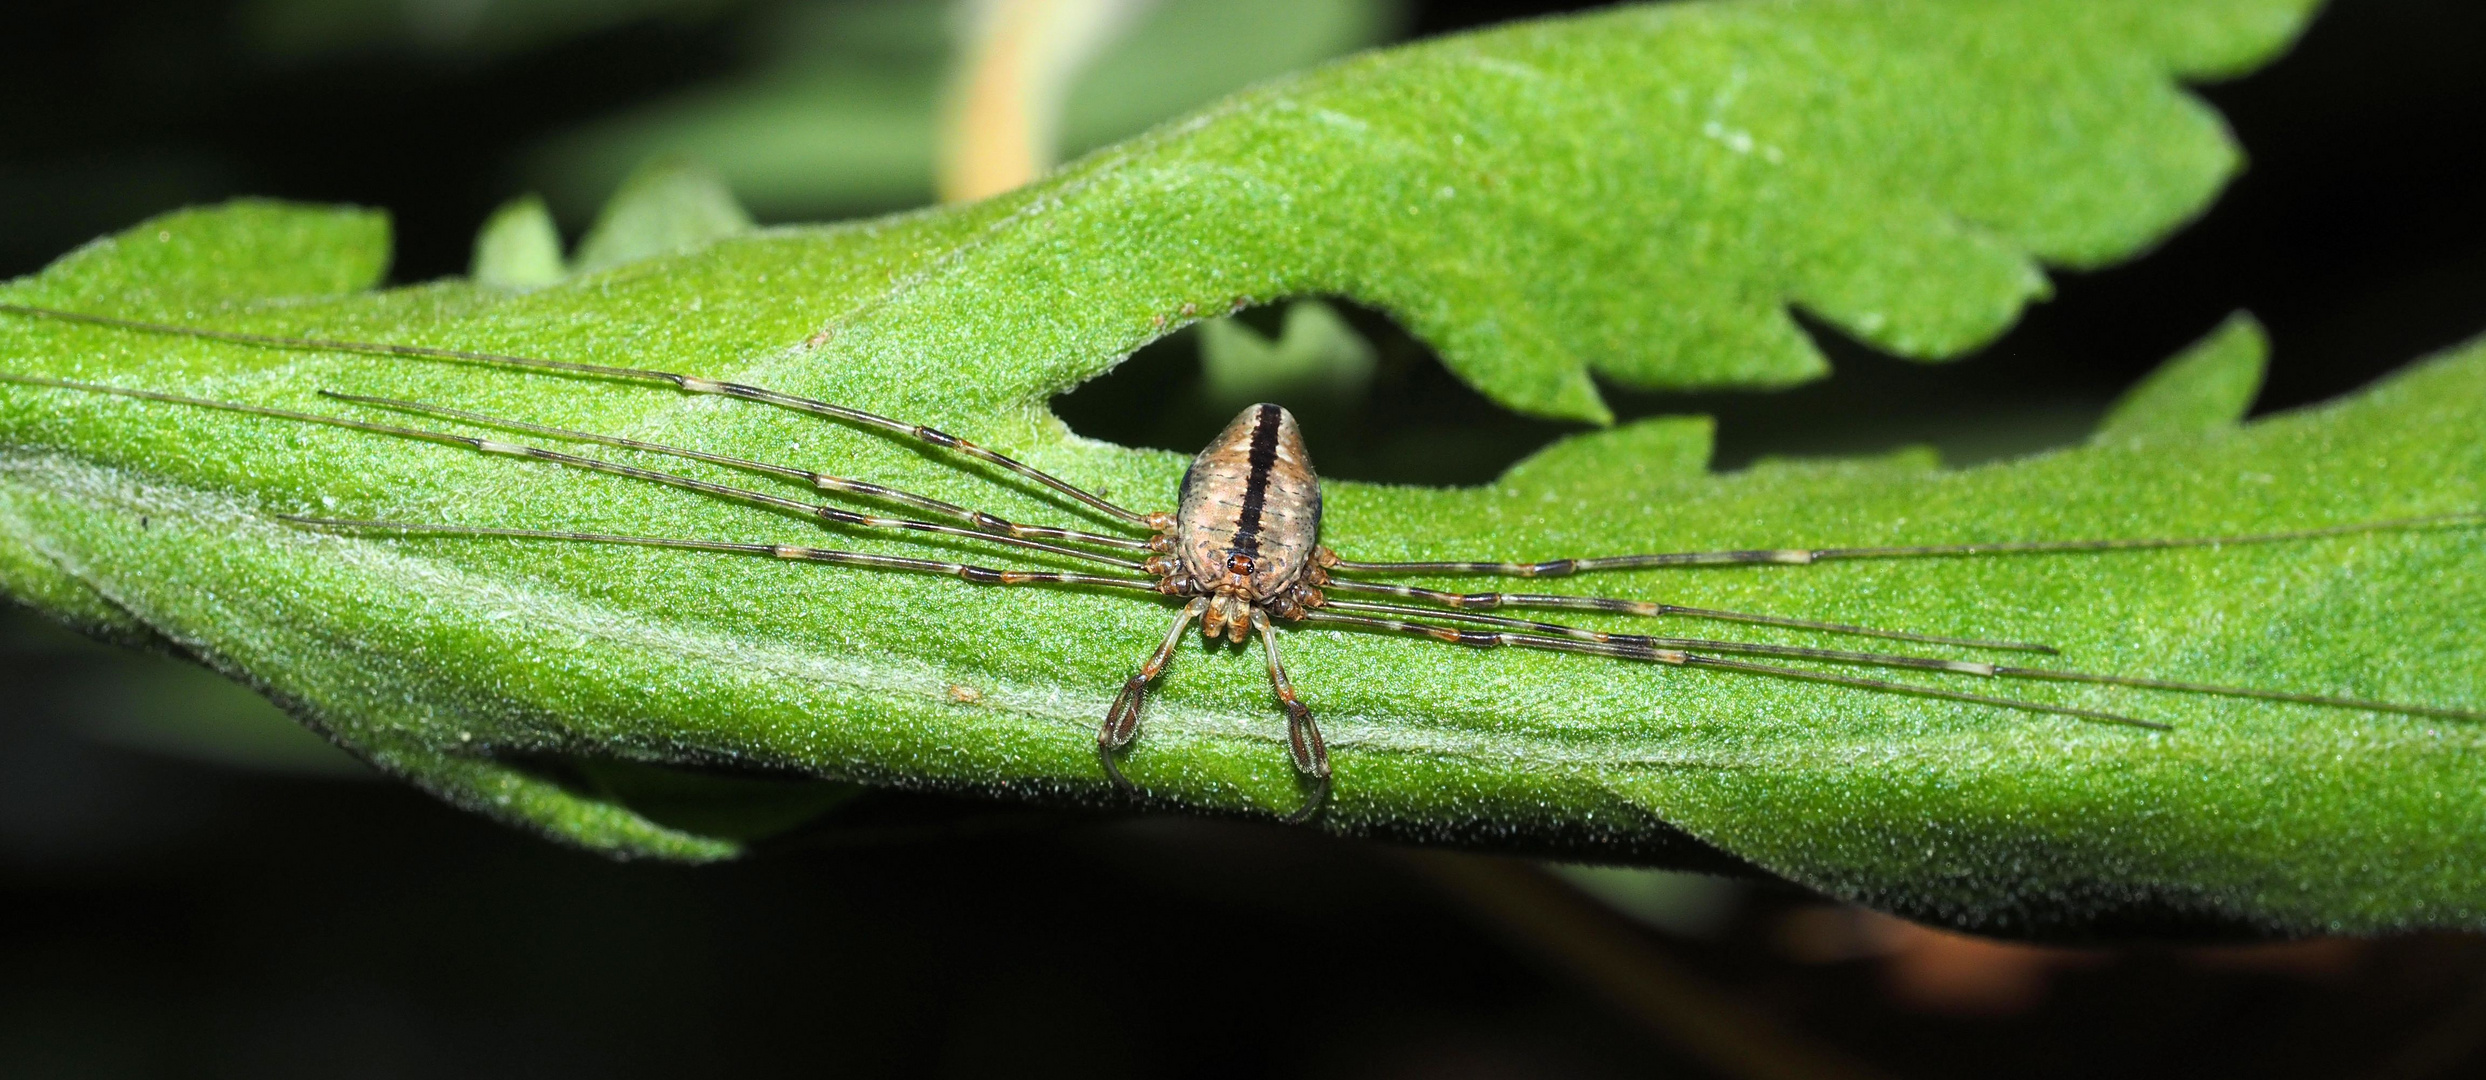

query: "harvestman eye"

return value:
[4, 302, 2482, 823]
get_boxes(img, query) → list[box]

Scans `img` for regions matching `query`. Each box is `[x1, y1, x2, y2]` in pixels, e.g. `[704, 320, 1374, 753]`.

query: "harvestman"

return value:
[3, 302, 2481, 822]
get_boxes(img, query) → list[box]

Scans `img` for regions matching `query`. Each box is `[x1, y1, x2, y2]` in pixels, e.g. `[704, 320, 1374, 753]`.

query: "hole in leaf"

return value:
[1057, 298, 2139, 486]
[1603, 310, 2125, 470]
[1054, 298, 1579, 487]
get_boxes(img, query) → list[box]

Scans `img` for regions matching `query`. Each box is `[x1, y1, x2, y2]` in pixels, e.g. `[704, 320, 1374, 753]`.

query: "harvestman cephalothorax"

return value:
[3, 302, 2481, 823]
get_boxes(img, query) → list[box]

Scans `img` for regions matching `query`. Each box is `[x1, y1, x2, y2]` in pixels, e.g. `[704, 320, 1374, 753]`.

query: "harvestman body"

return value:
[3, 302, 2482, 823]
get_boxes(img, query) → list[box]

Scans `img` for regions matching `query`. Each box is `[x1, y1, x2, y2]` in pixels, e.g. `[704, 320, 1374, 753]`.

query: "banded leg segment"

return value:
[1320, 598, 2022, 675]
[0, 374, 1145, 570]
[1251, 609, 1331, 824]
[1100, 597, 1212, 794]
[283, 518, 1167, 592]
[1328, 512, 2486, 577]
[322, 391, 1155, 554]
[1986, 666, 2486, 722]
[0, 302, 1156, 526]
[1316, 598, 2486, 721]
[1296, 610, 2165, 729]
[1320, 577, 2053, 653]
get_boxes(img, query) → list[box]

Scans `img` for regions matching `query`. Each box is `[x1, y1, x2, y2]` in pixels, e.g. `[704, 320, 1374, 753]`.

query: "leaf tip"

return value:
[2094, 310, 2269, 442]
[470, 193, 567, 290]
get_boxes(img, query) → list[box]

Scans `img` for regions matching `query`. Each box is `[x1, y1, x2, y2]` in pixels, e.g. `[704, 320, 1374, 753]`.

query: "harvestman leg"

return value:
[1326, 512, 2486, 577]
[297, 518, 1180, 774]
[1316, 597, 2486, 722]
[0, 303, 1161, 529]
[1323, 515, 2486, 660]
[1099, 597, 1212, 792]
[4, 361, 1261, 811]
[284, 519, 1164, 588]
[1095, 602, 1334, 821]
[320, 391, 1151, 554]
[0, 373, 1147, 570]
[1320, 578, 2054, 653]
[1297, 610, 2169, 729]
[1253, 609, 1332, 824]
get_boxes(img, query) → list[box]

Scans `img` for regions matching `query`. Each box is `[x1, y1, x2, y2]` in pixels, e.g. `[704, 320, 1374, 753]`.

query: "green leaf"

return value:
[2095, 311, 2269, 440]
[0, 516, 148, 643]
[9, 0, 2469, 937]
[570, 157, 755, 276]
[470, 195, 569, 290]
[32, 199, 389, 304]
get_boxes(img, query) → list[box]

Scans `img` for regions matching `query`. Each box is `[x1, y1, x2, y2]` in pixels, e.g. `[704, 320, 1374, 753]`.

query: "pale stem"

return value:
[936, 0, 1155, 202]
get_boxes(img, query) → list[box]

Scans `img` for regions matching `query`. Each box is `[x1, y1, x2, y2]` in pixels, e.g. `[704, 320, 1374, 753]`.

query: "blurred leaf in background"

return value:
[569, 155, 756, 272]
[1198, 299, 1378, 413]
[469, 193, 568, 288]
[241, 0, 740, 57]
[241, 0, 1401, 220]
[3, 607, 367, 779]
[525, 0, 1402, 219]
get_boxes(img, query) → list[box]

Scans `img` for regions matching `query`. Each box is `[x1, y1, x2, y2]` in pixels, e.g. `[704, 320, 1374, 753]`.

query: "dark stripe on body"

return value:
[1231, 403, 1283, 557]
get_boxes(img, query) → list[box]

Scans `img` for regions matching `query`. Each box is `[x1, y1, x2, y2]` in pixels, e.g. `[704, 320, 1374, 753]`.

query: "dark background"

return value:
[5, 1, 2486, 1077]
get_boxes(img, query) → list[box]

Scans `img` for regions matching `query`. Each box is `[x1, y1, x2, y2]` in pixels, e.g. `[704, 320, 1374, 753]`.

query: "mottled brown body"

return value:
[1160, 404, 1329, 641]
[1110, 403, 1338, 817]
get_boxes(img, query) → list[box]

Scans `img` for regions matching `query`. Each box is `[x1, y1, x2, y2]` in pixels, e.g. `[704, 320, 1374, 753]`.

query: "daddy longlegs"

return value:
[2, 301, 2481, 823]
